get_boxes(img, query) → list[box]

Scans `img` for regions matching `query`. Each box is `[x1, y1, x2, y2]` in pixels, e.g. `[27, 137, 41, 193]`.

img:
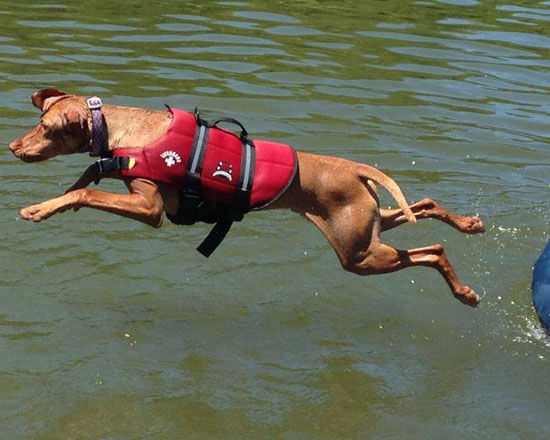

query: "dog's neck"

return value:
[96, 105, 173, 151]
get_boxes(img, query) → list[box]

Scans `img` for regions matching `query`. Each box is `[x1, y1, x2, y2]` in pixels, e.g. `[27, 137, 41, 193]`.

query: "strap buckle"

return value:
[95, 157, 132, 175]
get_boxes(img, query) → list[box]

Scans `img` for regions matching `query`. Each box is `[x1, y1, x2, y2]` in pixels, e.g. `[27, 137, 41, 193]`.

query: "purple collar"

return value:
[86, 96, 110, 158]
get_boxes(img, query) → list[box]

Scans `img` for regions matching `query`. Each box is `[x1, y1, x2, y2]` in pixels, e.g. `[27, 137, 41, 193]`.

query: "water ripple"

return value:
[1, 1, 550, 438]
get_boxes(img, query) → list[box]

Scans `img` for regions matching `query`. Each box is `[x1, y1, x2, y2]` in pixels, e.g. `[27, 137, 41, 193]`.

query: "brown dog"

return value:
[9, 88, 484, 306]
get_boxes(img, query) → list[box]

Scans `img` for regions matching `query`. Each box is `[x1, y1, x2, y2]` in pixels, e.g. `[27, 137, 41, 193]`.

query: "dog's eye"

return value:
[40, 122, 54, 137]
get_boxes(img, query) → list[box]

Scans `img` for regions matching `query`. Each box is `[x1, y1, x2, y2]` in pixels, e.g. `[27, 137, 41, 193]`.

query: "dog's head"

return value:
[9, 88, 90, 162]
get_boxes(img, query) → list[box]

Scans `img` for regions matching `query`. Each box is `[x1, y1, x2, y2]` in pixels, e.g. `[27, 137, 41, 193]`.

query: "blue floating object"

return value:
[532, 240, 550, 334]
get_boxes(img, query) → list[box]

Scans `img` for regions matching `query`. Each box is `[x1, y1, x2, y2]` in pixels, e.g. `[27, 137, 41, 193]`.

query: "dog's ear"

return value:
[31, 88, 67, 110]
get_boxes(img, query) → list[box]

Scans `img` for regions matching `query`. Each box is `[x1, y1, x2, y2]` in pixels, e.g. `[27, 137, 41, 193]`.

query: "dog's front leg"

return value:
[19, 178, 164, 227]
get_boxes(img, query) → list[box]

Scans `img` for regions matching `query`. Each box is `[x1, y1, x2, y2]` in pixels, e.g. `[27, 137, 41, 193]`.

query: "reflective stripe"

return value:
[190, 125, 206, 173]
[241, 143, 252, 191]
[97, 158, 106, 173]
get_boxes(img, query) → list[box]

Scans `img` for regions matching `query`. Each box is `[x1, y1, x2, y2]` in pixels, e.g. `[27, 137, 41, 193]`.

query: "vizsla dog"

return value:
[9, 88, 484, 306]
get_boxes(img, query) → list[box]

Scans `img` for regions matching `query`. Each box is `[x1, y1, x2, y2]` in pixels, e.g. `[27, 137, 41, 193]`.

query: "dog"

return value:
[9, 88, 484, 306]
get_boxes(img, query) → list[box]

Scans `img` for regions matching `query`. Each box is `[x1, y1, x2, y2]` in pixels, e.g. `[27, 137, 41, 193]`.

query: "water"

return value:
[1, 0, 549, 438]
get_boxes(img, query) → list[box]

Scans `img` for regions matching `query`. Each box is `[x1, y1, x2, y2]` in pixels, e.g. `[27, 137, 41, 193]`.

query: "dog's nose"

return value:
[9, 139, 21, 154]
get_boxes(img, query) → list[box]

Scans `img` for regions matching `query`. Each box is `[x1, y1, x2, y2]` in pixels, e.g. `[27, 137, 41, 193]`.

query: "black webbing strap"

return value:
[196, 220, 233, 257]
[66, 156, 132, 193]
[95, 156, 132, 175]
[232, 140, 256, 220]
[184, 109, 210, 196]
[207, 117, 248, 138]
[197, 139, 256, 258]
[183, 108, 255, 257]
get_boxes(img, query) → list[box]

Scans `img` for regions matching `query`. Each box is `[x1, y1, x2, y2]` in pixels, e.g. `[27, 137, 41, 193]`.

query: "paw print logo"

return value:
[212, 161, 233, 182]
[160, 150, 181, 167]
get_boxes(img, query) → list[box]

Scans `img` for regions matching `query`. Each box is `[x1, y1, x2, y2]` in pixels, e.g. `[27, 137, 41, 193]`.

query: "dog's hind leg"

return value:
[380, 198, 484, 234]
[303, 201, 480, 306]
[347, 242, 480, 306]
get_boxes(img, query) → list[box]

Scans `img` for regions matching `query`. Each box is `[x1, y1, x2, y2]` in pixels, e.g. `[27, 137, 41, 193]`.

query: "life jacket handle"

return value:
[194, 107, 249, 140]
[208, 117, 249, 140]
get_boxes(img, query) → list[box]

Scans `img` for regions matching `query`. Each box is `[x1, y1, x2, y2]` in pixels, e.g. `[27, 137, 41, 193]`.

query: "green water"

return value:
[1, 0, 549, 438]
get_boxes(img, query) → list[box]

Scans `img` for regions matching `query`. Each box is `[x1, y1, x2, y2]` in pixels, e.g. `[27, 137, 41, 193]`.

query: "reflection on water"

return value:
[0, 0, 549, 438]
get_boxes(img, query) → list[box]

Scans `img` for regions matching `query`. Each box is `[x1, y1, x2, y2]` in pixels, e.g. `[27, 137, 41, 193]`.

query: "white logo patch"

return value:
[212, 161, 233, 182]
[160, 150, 181, 167]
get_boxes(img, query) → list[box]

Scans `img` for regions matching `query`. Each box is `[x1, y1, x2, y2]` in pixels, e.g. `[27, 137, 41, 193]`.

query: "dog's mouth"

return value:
[18, 154, 43, 163]
[10, 141, 55, 162]
[12, 149, 49, 163]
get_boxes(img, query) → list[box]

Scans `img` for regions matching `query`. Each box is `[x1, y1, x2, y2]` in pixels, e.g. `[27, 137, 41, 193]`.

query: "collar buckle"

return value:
[86, 96, 103, 110]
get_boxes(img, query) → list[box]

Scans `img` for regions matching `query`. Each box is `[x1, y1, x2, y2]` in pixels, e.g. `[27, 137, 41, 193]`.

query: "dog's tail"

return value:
[360, 164, 417, 224]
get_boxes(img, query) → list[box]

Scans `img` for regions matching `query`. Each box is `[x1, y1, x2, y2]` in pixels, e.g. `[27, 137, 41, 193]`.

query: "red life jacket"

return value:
[94, 107, 297, 256]
[112, 107, 297, 210]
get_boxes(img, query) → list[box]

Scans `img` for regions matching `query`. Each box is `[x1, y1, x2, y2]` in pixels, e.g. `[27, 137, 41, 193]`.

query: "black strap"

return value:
[66, 156, 132, 193]
[184, 110, 210, 195]
[95, 156, 132, 175]
[231, 140, 256, 219]
[207, 117, 248, 140]
[196, 220, 233, 257]
[196, 139, 255, 257]
[183, 108, 256, 257]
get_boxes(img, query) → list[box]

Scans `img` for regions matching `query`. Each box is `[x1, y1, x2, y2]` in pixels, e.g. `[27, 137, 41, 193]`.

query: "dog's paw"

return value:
[467, 216, 484, 234]
[19, 204, 48, 222]
[19, 201, 66, 222]
[454, 285, 481, 307]
[456, 215, 484, 234]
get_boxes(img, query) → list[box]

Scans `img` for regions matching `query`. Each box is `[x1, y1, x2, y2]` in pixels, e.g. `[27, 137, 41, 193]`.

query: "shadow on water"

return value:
[32, 355, 387, 439]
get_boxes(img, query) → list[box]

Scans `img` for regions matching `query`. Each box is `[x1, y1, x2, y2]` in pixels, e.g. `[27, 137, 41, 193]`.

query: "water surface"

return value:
[0, 0, 549, 438]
